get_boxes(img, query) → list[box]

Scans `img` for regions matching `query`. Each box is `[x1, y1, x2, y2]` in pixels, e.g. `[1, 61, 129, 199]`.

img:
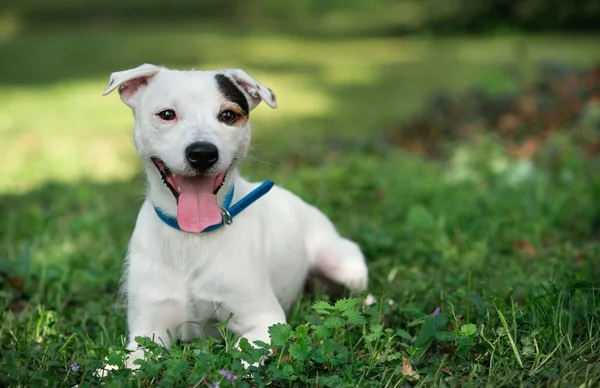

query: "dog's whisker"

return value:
[245, 155, 279, 168]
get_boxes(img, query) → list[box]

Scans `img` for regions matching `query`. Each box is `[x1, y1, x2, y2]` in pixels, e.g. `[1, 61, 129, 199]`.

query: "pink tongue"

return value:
[176, 176, 222, 233]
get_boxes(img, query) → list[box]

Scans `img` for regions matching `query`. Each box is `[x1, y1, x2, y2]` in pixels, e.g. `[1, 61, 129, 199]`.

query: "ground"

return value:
[1, 26, 600, 387]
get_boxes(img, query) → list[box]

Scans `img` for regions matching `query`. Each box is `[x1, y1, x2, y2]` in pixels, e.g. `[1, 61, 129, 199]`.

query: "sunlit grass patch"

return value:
[0, 75, 331, 192]
[0, 80, 138, 191]
[2, 30, 600, 192]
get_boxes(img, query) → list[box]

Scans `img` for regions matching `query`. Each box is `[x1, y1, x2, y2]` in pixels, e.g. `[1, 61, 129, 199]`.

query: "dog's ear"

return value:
[103, 64, 163, 106]
[219, 69, 277, 110]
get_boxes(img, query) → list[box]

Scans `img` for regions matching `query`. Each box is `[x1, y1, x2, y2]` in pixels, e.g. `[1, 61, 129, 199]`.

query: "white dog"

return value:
[101, 64, 371, 370]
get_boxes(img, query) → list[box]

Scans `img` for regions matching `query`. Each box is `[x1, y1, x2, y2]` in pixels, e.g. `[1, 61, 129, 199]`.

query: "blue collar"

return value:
[153, 180, 274, 233]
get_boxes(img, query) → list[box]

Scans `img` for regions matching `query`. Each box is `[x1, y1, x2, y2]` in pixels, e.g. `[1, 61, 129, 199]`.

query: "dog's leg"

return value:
[313, 237, 374, 304]
[96, 298, 186, 377]
[303, 206, 374, 304]
[123, 298, 187, 367]
[315, 238, 368, 293]
[226, 294, 286, 367]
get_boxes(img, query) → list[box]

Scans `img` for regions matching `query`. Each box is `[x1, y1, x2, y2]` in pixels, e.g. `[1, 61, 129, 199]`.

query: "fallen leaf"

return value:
[440, 346, 457, 355]
[271, 347, 294, 362]
[10, 299, 28, 314]
[507, 137, 544, 159]
[443, 366, 453, 376]
[498, 113, 522, 134]
[515, 240, 537, 258]
[399, 140, 426, 154]
[1, 273, 25, 292]
[401, 354, 420, 381]
[8, 276, 25, 291]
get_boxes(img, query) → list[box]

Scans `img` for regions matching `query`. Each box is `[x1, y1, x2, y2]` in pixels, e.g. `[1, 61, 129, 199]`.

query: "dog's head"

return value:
[103, 64, 277, 232]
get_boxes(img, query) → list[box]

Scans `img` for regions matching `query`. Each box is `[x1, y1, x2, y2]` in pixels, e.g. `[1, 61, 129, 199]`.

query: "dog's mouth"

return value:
[151, 157, 227, 233]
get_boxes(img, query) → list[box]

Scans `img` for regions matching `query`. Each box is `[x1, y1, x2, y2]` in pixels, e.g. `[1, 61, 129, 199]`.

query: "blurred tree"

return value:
[0, 0, 598, 35]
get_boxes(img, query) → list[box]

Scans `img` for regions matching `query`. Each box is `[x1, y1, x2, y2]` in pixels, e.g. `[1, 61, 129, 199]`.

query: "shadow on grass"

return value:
[1, 25, 600, 91]
[0, 178, 139, 309]
[0, 178, 145, 341]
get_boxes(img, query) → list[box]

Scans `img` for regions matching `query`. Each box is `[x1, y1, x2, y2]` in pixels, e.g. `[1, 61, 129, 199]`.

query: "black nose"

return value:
[185, 142, 219, 171]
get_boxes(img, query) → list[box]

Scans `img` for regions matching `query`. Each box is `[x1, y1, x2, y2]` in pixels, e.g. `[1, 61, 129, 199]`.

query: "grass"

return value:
[1, 24, 600, 387]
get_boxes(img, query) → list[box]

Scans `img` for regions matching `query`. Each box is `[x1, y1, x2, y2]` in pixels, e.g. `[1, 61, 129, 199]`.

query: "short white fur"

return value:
[100, 64, 371, 372]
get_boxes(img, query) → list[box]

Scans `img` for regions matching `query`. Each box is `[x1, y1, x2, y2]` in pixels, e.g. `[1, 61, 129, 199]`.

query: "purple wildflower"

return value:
[209, 382, 220, 388]
[219, 369, 238, 381]
[70, 362, 79, 372]
[432, 307, 441, 315]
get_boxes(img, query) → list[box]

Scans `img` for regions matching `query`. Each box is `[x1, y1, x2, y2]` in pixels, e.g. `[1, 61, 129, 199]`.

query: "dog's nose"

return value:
[185, 142, 219, 171]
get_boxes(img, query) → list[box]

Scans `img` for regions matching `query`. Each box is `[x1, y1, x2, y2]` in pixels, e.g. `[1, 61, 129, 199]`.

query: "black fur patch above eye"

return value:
[215, 74, 249, 115]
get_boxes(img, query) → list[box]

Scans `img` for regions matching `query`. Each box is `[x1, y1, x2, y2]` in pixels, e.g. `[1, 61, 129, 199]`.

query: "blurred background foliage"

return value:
[0, 0, 599, 192]
[2, 0, 600, 36]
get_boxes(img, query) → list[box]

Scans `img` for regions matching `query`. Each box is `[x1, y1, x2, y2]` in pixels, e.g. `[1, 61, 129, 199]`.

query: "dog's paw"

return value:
[94, 349, 146, 378]
[239, 354, 269, 379]
[241, 359, 260, 370]
[364, 293, 377, 306]
[239, 345, 272, 372]
[95, 362, 142, 379]
[94, 363, 119, 378]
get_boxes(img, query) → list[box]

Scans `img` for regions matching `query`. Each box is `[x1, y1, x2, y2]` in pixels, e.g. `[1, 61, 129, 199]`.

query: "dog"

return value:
[100, 64, 372, 371]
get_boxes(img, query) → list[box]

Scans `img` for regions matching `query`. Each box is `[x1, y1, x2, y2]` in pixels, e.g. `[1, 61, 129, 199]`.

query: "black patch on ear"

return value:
[215, 74, 249, 115]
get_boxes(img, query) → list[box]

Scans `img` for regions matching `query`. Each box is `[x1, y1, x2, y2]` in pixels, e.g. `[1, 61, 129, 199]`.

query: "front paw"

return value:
[364, 293, 376, 306]
[94, 349, 146, 377]
[94, 363, 117, 378]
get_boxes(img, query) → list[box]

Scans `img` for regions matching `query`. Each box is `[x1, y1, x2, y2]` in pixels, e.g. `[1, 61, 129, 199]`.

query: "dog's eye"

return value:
[218, 110, 238, 125]
[156, 109, 176, 121]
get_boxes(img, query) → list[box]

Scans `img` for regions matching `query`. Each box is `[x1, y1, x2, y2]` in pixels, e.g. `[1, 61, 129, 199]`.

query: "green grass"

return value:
[1, 25, 600, 387]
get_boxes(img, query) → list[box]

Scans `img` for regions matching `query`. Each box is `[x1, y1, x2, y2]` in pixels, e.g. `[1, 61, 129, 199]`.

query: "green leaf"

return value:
[365, 324, 384, 343]
[397, 329, 413, 341]
[434, 331, 456, 341]
[323, 316, 345, 329]
[289, 337, 312, 361]
[322, 338, 338, 355]
[460, 323, 477, 337]
[106, 352, 124, 367]
[314, 324, 332, 339]
[413, 313, 448, 356]
[282, 364, 296, 379]
[237, 337, 253, 352]
[295, 324, 309, 337]
[334, 298, 358, 311]
[342, 309, 367, 325]
[312, 300, 333, 315]
[322, 375, 345, 387]
[269, 323, 293, 347]
[134, 336, 156, 348]
[164, 359, 188, 378]
[252, 340, 270, 349]
[311, 348, 326, 363]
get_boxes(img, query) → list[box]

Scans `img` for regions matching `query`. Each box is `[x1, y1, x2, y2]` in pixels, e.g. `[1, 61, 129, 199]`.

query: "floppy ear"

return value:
[220, 68, 277, 110]
[102, 63, 163, 106]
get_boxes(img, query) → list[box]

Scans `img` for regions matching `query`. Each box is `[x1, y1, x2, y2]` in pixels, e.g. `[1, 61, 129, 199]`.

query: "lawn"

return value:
[1, 25, 600, 387]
